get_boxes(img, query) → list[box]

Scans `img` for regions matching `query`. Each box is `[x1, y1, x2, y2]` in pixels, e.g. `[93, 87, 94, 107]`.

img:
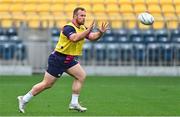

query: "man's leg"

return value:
[18, 72, 57, 113]
[66, 63, 87, 112]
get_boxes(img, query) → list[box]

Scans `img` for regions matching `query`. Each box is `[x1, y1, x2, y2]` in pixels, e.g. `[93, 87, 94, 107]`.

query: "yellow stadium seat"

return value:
[166, 20, 179, 29]
[132, 0, 145, 5]
[23, 4, 37, 14]
[50, 4, 64, 15]
[93, 13, 108, 21]
[126, 20, 137, 29]
[25, 0, 38, 3]
[64, 4, 78, 13]
[175, 4, 180, 14]
[0, 0, 13, 3]
[64, 0, 79, 4]
[118, 0, 132, 5]
[0, 3, 10, 13]
[159, 0, 173, 5]
[39, 0, 52, 3]
[120, 4, 134, 13]
[147, 4, 161, 14]
[104, 0, 118, 4]
[1, 19, 13, 28]
[161, 4, 175, 14]
[174, 0, 180, 5]
[134, 4, 147, 14]
[146, 0, 159, 5]
[150, 13, 165, 29]
[78, 4, 92, 12]
[90, 0, 104, 4]
[108, 13, 122, 29]
[37, 3, 50, 15]
[106, 4, 120, 13]
[153, 21, 165, 29]
[14, 0, 25, 3]
[26, 14, 40, 28]
[78, 0, 91, 4]
[92, 4, 105, 13]
[10, 3, 25, 25]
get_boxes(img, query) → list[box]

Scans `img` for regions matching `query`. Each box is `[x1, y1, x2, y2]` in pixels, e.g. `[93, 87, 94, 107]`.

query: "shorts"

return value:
[46, 51, 78, 78]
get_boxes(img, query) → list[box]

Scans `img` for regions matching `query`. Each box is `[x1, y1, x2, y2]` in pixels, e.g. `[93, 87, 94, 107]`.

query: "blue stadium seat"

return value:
[160, 44, 173, 65]
[147, 43, 160, 65]
[2, 42, 15, 60]
[94, 43, 106, 65]
[143, 29, 157, 44]
[9, 36, 22, 44]
[133, 43, 146, 65]
[155, 29, 170, 43]
[51, 27, 60, 37]
[171, 28, 180, 43]
[106, 43, 119, 65]
[15, 43, 26, 60]
[119, 43, 133, 65]
[103, 36, 116, 43]
[0, 27, 5, 35]
[174, 44, 180, 64]
[82, 43, 93, 63]
[115, 28, 129, 43]
[6, 27, 17, 37]
[129, 28, 144, 43]
[0, 35, 9, 42]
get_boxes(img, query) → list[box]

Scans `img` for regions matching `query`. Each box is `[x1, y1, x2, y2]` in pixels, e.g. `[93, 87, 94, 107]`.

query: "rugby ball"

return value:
[138, 12, 154, 25]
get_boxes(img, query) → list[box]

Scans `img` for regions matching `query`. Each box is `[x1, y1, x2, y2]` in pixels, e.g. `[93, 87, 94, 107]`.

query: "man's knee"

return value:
[77, 72, 86, 82]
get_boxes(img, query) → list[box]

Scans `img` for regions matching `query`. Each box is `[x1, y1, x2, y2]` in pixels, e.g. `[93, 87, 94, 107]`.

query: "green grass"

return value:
[0, 75, 180, 116]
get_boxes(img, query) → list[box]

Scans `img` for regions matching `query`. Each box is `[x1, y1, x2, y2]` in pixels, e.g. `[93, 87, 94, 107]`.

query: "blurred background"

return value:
[0, 0, 180, 76]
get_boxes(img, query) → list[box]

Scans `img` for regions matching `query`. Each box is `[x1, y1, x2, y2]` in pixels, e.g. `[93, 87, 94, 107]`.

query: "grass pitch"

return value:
[0, 75, 180, 116]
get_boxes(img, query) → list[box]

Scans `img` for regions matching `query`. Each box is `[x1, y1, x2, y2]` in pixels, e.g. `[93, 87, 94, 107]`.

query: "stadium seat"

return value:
[6, 27, 17, 37]
[2, 42, 15, 60]
[9, 3, 25, 26]
[92, 4, 105, 13]
[155, 29, 170, 43]
[132, 0, 145, 5]
[106, 43, 119, 65]
[39, 0, 52, 3]
[82, 43, 93, 65]
[118, 0, 132, 5]
[15, 43, 26, 60]
[146, 0, 159, 5]
[143, 29, 157, 44]
[174, 44, 180, 65]
[147, 43, 160, 65]
[25, 0, 38, 3]
[134, 4, 147, 14]
[147, 4, 161, 14]
[104, 0, 118, 4]
[106, 4, 120, 13]
[0, 35, 9, 42]
[173, 0, 180, 5]
[119, 43, 133, 65]
[94, 43, 106, 65]
[129, 28, 144, 43]
[159, 0, 173, 5]
[114, 28, 129, 43]
[90, 0, 104, 4]
[9, 36, 22, 44]
[151, 13, 165, 29]
[171, 28, 180, 43]
[133, 43, 146, 65]
[160, 44, 174, 65]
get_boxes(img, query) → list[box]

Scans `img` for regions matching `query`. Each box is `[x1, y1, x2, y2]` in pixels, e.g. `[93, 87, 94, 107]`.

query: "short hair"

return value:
[73, 7, 86, 18]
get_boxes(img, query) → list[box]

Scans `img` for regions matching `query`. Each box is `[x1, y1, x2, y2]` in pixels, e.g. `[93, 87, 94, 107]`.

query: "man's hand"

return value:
[98, 22, 109, 33]
[87, 20, 95, 31]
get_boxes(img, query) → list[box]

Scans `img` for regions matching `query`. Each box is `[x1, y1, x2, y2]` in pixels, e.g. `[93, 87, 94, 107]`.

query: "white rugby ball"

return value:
[138, 12, 154, 25]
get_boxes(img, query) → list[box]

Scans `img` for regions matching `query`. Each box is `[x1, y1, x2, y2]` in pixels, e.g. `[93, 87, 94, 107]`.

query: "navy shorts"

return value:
[46, 51, 78, 78]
